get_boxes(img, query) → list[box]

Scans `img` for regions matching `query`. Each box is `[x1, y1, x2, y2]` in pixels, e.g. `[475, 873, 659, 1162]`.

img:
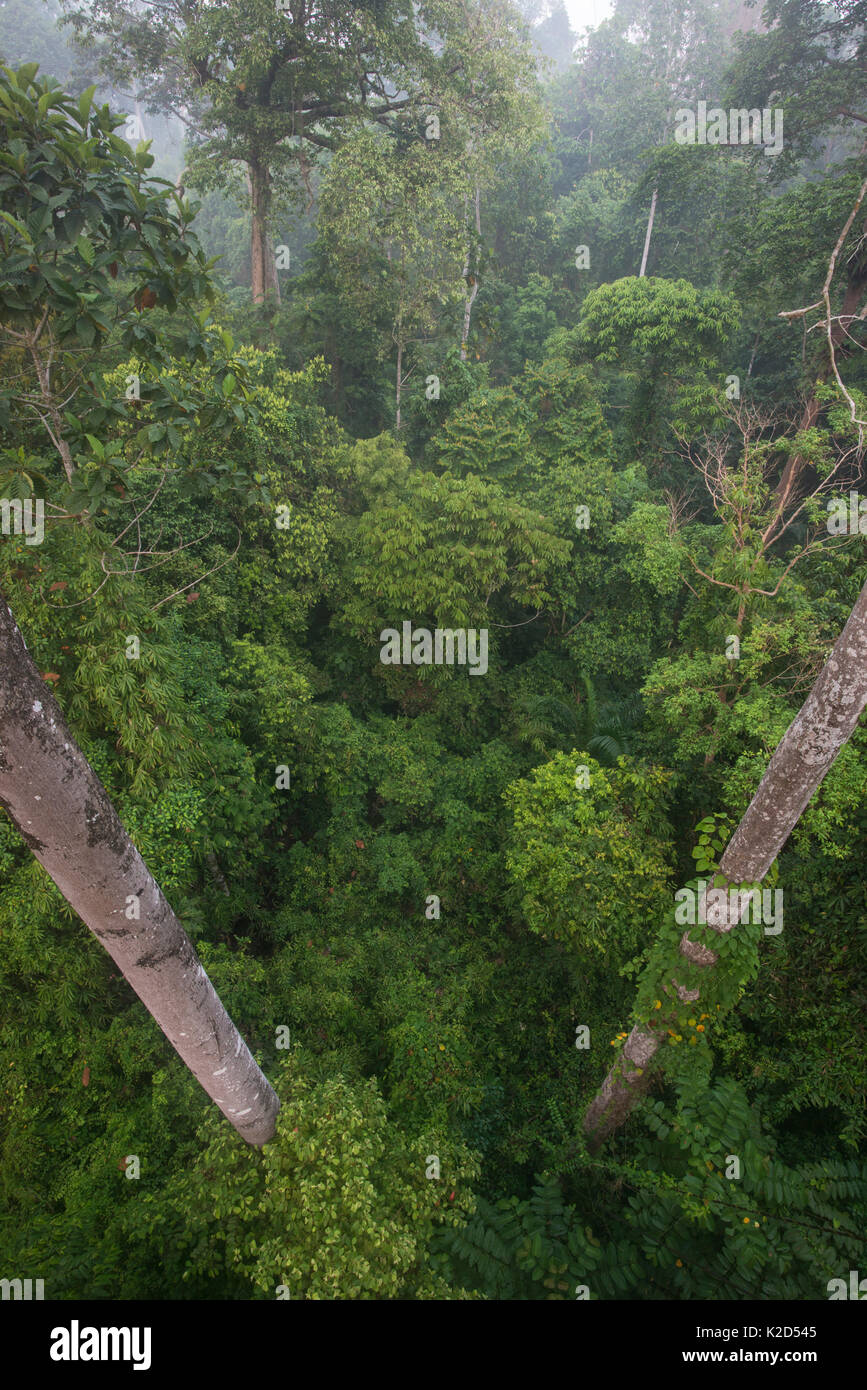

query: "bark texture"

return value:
[0, 596, 279, 1146]
[249, 160, 280, 306]
[583, 575, 867, 1148]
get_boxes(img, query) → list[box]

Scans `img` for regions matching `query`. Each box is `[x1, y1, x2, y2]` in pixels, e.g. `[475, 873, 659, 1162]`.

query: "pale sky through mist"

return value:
[563, 0, 614, 35]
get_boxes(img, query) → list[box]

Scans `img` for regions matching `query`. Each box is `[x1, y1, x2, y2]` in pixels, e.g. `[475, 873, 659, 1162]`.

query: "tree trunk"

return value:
[205, 851, 230, 897]
[264, 233, 281, 306]
[395, 336, 403, 429]
[248, 160, 273, 307]
[583, 573, 867, 1148]
[0, 595, 279, 1147]
[460, 182, 481, 362]
[639, 186, 658, 278]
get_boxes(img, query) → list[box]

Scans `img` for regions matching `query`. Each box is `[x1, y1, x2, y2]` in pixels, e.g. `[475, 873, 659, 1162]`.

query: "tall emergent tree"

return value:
[0, 65, 278, 1145]
[59, 0, 512, 303]
[317, 0, 544, 419]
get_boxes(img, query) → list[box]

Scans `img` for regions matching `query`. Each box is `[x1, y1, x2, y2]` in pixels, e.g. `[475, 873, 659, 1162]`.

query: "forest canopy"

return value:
[1, 0, 866, 1308]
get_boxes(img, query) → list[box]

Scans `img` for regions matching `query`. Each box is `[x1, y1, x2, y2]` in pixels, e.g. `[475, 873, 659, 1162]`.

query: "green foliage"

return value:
[338, 432, 569, 670]
[2, 18, 867, 1307]
[504, 752, 674, 962]
[0, 62, 264, 521]
[434, 385, 535, 482]
[152, 1058, 480, 1299]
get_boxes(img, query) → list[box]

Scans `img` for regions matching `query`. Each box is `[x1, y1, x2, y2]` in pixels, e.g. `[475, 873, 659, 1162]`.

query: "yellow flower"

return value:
[675, 1259, 683, 1267]
[743, 1217, 750, 1224]
[439, 1044, 445, 1051]
[654, 1000, 662, 1009]
[696, 1024, 705, 1032]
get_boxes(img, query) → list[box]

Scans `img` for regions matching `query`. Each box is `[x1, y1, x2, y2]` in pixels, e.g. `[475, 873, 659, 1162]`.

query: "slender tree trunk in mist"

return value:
[0, 595, 279, 1147]
[639, 186, 657, 278]
[583, 575, 867, 1149]
[264, 231, 281, 305]
[461, 182, 481, 361]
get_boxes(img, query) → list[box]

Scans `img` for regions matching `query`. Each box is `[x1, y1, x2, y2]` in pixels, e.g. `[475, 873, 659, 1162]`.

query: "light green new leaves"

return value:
[167, 1058, 480, 1299]
[504, 751, 675, 962]
[339, 432, 570, 646]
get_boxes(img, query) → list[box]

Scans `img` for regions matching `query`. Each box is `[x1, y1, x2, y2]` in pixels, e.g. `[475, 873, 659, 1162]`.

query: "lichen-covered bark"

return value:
[0, 595, 279, 1146]
[717, 578, 867, 880]
[583, 576, 867, 1148]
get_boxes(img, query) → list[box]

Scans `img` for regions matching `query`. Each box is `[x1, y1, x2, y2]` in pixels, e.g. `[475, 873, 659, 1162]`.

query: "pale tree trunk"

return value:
[264, 232, 281, 305]
[395, 334, 403, 429]
[639, 186, 657, 278]
[0, 595, 279, 1147]
[460, 182, 481, 362]
[584, 574, 867, 1149]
